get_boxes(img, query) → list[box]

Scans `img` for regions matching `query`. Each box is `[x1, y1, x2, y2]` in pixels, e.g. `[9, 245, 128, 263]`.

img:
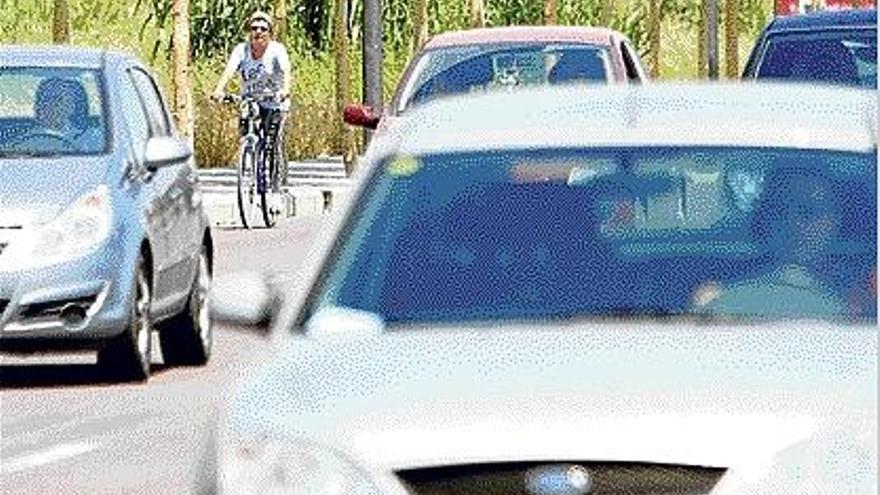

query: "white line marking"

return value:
[1, 440, 98, 474]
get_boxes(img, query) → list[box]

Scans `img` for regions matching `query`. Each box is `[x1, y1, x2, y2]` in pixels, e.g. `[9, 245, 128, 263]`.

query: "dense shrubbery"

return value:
[1, 0, 771, 167]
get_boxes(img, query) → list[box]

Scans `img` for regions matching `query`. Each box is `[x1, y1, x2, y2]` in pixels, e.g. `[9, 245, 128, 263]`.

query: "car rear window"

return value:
[756, 28, 877, 88]
[398, 43, 610, 113]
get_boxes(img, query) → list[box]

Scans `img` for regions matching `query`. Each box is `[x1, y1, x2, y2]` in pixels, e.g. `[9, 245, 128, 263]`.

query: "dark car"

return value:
[743, 8, 877, 88]
[344, 25, 648, 134]
[0, 46, 213, 382]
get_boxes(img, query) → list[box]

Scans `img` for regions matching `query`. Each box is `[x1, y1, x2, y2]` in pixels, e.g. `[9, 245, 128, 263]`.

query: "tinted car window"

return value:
[756, 29, 877, 87]
[397, 44, 610, 112]
[129, 68, 172, 137]
[305, 147, 876, 326]
[0, 66, 108, 156]
[120, 70, 150, 162]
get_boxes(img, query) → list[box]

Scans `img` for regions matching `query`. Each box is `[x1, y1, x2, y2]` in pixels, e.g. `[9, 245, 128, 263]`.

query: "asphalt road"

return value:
[0, 215, 329, 495]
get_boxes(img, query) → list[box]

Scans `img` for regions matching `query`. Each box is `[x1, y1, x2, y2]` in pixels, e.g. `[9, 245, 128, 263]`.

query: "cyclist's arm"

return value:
[277, 44, 292, 101]
[212, 44, 245, 99]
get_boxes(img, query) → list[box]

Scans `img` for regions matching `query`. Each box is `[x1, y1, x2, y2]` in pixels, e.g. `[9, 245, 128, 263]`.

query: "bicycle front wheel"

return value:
[259, 147, 282, 228]
[237, 145, 258, 229]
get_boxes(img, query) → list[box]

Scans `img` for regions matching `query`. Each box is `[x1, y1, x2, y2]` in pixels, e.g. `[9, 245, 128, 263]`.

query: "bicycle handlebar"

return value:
[217, 92, 289, 105]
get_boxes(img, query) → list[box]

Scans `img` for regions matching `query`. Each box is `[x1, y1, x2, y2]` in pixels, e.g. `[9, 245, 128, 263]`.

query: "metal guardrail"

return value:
[198, 157, 352, 194]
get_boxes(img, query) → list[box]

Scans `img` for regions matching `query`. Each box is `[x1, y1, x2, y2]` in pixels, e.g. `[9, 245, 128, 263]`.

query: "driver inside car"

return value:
[29, 77, 102, 151]
[695, 168, 849, 320]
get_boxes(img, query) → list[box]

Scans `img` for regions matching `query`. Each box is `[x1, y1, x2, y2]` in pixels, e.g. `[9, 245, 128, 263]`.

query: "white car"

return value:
[204, 83, 877, 495]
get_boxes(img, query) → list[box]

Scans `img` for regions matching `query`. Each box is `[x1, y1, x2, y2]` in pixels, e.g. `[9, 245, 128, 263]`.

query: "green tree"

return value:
[171, 0, 194, 144]
[601, 0, 613, 25]
[274, 0, 288, 43]
[544, 0, 558, 24]
[648, 0, 661, 78]
[470, 0, 485, 27]
[725, 0, 740, 77]
[332, 0, 355, 169]
[412, 0, 429, 56]
[53, 0, 70, 43]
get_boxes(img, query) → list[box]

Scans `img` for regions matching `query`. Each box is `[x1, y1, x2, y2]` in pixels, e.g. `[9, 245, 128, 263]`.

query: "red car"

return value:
[344, 25, 648, 133]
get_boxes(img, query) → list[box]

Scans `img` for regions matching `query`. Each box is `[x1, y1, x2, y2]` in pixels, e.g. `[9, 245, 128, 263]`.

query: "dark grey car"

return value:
[0, 46, 213, 382]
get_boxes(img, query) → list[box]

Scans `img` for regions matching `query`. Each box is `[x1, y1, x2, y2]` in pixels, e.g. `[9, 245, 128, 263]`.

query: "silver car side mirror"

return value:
[210, 271, 277, 333]
[144, 136, 192, 172]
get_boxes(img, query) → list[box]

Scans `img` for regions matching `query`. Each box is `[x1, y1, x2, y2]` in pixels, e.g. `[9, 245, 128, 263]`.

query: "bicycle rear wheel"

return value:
[237, 145, 259, 229]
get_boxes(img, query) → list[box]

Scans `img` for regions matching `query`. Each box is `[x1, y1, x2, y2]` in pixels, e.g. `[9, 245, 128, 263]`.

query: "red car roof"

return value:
[424, 26, 617, 49]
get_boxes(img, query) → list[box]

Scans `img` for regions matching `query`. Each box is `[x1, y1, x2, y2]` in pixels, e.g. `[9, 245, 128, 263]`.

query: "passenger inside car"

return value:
[548, 51, 605, 84]
[696, 168, 862, 320]
[29, 77, 103, 151]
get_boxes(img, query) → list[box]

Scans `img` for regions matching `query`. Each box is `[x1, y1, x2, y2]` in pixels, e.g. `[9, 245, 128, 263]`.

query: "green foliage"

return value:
[143, 0, 267, 59]
[0, 0, 52, 43]
[486, 0, 543, 25]
[612, 1, 651, 56]
[558, 0, 603, 26]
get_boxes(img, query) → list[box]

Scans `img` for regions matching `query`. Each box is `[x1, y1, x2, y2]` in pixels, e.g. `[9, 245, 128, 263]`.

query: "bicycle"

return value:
[220, 92, 287, 229]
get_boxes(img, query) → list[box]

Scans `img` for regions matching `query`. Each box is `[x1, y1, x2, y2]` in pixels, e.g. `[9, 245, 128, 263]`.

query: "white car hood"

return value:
[225, 322, 876, 488]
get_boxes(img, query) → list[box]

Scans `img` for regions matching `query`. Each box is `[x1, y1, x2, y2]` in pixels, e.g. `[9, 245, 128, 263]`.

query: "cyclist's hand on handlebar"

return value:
[276, 91, 291, 103]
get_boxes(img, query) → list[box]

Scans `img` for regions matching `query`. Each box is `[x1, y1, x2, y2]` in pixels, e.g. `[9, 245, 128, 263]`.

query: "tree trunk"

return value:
[171, 0, 194, 146]
[724, 0, 740, 78]
[333, 0, 355, 171]
[698, 0, 707, 78]
[601, 0, 613, 26]
[273, 0, 288, 44]
[470, 0, 485, 28]
[544, 0, 558, 25]
[52, 0, 70, 44]
[648, 0, 661, 79]
[411, 0, 429, 57]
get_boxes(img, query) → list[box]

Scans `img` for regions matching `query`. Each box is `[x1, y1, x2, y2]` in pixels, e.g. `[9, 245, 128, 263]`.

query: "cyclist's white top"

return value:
[226, 40, 291, 110]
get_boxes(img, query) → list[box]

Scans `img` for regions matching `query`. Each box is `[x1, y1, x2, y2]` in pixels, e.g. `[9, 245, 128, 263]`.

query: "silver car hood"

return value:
[0, 156, 109, 227]
[226, 322, 876, 483]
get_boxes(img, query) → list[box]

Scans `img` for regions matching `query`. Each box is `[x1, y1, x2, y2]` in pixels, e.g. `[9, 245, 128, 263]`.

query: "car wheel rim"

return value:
[196, 252, 211, 350]
[135, 268, 151, 363]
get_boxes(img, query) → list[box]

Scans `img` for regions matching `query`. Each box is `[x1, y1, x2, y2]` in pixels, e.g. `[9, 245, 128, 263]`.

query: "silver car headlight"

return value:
[2, 185, 112, 271]
[218, 436, 383, 495]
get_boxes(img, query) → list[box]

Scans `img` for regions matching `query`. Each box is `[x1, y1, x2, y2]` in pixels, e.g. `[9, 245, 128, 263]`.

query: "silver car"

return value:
[0, 46, 213, 382]
[207, 83, 876, 494]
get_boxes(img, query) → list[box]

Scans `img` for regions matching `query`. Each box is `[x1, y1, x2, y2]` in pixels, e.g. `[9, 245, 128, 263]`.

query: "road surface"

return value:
[1, 216, 328, 494]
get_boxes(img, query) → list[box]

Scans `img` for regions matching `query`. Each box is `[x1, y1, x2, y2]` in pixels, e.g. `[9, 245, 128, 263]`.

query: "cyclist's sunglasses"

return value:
[250, 24, 270, 33]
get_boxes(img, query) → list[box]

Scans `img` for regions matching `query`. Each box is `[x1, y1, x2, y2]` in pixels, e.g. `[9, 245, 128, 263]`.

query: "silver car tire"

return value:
[98, 254, 152, 382]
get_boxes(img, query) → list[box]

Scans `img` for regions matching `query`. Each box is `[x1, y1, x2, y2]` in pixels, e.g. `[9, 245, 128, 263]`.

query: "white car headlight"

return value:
[219, 436, 383, 495]
[2, 185, 112, 270]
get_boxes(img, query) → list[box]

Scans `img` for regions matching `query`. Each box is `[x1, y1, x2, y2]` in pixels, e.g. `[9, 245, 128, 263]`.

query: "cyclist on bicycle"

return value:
[211, 10, 291, 185]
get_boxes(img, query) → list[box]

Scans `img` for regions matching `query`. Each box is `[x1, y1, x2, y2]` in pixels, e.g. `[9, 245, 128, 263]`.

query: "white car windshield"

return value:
[302, 147, 876, 327]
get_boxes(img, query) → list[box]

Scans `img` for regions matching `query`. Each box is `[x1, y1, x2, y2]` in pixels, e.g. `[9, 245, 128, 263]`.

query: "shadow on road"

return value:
[0, 363, 174, 389]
